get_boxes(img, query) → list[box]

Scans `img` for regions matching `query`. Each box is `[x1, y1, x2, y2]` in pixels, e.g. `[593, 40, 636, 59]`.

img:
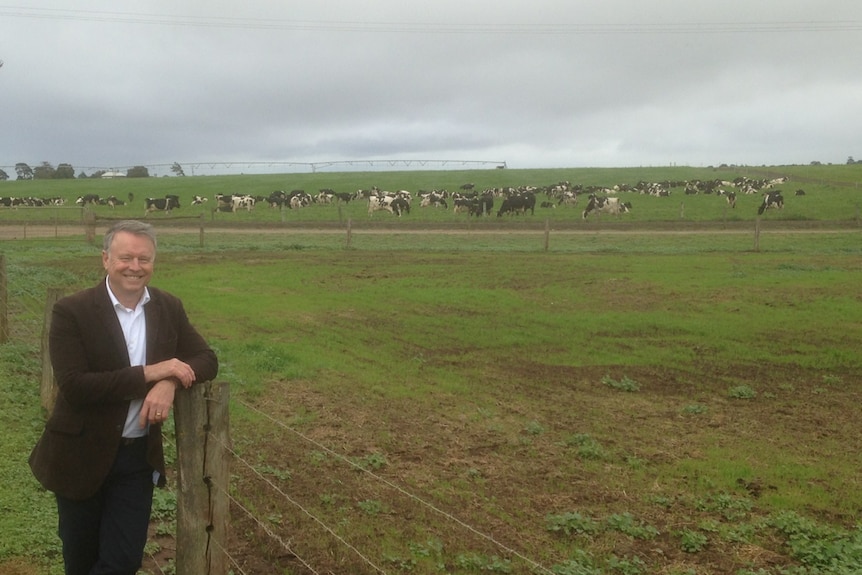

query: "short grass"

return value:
[2, 167, 862, 574]
[2, 164, 862, 226]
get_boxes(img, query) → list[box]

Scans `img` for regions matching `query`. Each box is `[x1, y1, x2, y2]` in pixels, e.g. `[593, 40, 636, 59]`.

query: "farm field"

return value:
[1, 164, 861, 229]
[1, 165, 862, 575]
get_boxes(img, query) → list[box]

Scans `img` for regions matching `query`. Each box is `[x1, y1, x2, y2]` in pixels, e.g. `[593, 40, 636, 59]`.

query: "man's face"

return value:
[102, 231, 155, 303]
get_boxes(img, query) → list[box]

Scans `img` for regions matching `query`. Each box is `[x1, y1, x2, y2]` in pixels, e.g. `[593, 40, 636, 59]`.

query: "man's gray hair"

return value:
[103, 220, 158, 252]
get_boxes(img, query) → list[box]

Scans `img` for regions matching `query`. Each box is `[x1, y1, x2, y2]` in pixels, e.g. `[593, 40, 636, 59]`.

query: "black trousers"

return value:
[55, 438, 154, 575]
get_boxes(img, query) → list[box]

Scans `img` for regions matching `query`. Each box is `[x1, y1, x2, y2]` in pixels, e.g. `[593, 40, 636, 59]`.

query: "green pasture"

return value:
[2, 164, 862, 226]
[2, 168, 862, 574]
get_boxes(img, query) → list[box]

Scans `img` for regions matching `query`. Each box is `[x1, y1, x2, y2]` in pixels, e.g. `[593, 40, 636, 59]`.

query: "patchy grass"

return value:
[2, 225, 861, 574]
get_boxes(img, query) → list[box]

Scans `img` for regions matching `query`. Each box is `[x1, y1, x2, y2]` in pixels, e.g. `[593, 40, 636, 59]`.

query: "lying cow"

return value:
[757, 191, 784, 215]
[582, 195, 631, 219]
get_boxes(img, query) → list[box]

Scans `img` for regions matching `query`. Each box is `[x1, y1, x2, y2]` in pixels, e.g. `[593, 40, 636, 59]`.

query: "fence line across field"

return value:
[29, 281, 556, 574]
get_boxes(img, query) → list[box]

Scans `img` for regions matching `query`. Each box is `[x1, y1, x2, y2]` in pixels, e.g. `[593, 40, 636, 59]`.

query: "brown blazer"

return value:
[29, 280, 219, 500]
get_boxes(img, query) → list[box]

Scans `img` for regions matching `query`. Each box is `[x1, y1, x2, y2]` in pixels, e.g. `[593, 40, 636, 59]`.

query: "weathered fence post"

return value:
[0, 254, 8, 344]
[346, 217, 353, 249]
[543, 218, 550, 252]
[175, 380, 230, 575]
[198, 213, 205, 248]
[754, 217, 761, 252]
[83, 209, 97, 244]
[40, 287, 65, 411]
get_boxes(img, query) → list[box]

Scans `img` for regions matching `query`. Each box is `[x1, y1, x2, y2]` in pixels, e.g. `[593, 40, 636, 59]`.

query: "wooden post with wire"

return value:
[754, 217, 761, 252]
[543, 218, 550, 252]
[84, 208, 96, 244]
[40, 287, 65, 411]
[175, 380, 230, 575]
[0, 254, 8, 344]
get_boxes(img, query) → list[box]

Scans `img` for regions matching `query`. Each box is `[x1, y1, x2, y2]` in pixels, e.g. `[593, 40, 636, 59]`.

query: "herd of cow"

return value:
[0, 175, 799, 219]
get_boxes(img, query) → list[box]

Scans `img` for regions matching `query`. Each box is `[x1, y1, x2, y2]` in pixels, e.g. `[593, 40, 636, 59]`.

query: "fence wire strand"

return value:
[234, 398, 555, 575]
[210, 432, 381, 574]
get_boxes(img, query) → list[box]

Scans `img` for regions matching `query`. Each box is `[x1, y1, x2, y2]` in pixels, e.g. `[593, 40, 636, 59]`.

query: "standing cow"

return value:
[582, 195, 632, 219]
[757, 191, 784, 215]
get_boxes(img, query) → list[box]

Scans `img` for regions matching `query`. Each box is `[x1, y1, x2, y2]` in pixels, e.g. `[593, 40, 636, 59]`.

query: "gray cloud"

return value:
[2, 0, 861, 174]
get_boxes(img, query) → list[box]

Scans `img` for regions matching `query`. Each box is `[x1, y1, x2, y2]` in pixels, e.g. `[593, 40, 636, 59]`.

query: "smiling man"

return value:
[29, 219, 219, 575]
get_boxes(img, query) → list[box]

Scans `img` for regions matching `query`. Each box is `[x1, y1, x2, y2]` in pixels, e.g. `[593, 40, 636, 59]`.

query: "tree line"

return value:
[0, 162, 187, 181]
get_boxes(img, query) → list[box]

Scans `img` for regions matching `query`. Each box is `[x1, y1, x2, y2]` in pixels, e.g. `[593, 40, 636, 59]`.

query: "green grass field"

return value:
[2, 164, 862, 226]
[1, 165, 861, 574]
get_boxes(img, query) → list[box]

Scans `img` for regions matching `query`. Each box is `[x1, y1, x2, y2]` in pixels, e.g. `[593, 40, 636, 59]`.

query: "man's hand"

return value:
[139, 379, 177, 428]
[143, 358, 196, 388]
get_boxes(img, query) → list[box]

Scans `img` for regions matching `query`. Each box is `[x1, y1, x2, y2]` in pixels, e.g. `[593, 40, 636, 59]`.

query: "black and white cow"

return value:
[419, 190, 449, 209]
[724, 191, 737, 209]
[144, 195, 180, 215]
[76, 194, 101, 206]
[191, 195, 208, 205]
[102, 195, 125, 208]
[496, 192, 536, 217]
[367, 194, 409, 216]
[757, 191, 784, 215]
[581, 195, 631, 219]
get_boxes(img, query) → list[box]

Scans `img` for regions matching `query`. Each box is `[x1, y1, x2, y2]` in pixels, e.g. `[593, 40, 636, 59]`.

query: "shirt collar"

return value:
[105, 276, 151, 311]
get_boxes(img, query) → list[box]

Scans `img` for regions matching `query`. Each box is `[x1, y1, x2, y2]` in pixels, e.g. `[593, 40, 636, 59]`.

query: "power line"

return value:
[0, 5, 859, 35]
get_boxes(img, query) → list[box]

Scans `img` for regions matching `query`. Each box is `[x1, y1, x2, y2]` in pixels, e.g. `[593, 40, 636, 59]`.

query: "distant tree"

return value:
[55, 163, 75, 179]
[91, 170, 106, 178]
[0, 168, 8, 181]
[848, 156, 856, 165]
[77, 171, 88, 179]
[809, 160, 822, 166]
[15, 162, 33, 180]
[171, 162, 185, 176]
[34, 161, 56, 179]
[127, 165, 150, 178]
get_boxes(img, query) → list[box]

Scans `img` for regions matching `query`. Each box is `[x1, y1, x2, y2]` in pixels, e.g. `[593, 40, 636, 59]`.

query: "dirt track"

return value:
[1, 222, 859, 241]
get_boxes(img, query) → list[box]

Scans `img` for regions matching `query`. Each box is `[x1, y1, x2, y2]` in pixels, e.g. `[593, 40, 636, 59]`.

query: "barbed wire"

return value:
[233, 398, 556, 575]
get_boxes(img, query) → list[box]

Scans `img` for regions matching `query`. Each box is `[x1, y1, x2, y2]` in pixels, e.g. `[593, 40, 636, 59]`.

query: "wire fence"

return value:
[3, 254, 558, 575]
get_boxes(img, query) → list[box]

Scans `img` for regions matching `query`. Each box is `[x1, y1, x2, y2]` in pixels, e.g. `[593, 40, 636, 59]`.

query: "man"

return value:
[30, 220, 219, 575]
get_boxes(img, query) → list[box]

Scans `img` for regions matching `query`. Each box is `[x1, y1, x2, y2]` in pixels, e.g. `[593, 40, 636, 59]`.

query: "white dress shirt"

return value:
[105, 277, 151, 438]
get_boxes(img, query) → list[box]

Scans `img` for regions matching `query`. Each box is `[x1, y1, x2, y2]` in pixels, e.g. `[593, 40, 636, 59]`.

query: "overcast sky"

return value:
[1, 1, 860, 175]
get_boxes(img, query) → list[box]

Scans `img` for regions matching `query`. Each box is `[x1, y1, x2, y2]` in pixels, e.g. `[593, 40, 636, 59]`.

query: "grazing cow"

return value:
[757, 191, 784, 215]
[557, 190, 579, 206]
[496, 192, 536, 217]
[367, 194, 409, 217]
[419, 190, 448, 209]
[191, 195, 208, 205]
[725, 191, 736, 209]
[144, 195, 180, 215]
[315, 189, 335, 204]
[102, 195, 125, 208]
[581, 195, 631, 219]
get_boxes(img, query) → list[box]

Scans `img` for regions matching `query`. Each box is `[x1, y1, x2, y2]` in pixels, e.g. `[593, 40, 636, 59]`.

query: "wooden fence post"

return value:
[543, 218, 550, 252]
[83, 209, 96, 244]
[346, 217, 353, 249]
[40, 288, 65, 411]
[0, 254, 8, 344]
[199, 213, 205, 248]
[754, 217, 761, 252]
[175, 380, 230, 575]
